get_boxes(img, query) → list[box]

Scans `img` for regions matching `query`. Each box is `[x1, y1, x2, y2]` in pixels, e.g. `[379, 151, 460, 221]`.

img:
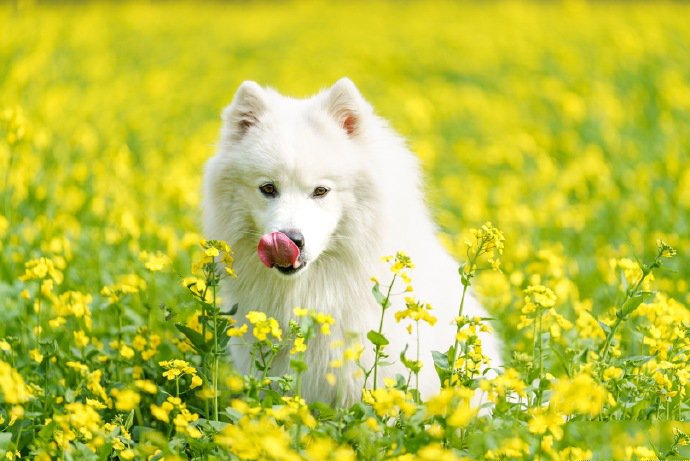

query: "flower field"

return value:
[2, 1, 690, 459]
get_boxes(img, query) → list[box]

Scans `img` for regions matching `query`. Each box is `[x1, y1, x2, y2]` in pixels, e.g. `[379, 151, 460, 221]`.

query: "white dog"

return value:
[203, 78, 501, 405]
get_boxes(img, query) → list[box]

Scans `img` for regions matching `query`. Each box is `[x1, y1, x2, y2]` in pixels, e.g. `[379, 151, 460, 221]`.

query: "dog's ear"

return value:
[325, 78, 366, 137]
[222, 81, 266, 141]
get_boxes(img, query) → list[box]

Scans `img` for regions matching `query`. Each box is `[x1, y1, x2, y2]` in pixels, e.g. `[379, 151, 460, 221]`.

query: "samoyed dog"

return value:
[203, 78, 501, 405]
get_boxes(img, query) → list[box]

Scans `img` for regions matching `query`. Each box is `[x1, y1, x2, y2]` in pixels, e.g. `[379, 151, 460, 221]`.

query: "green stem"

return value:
[447, 241, 484, 386]
[600, 316, 623, 362]
[212, 282, 219, 421]
[600, 261, 654, 361]
[447, 282, 469, 386]
[536, 311, 544, 406]
[117, 303, 123, 382]
[415, 319, 420, 399]
[372, 274, 396, 390]
[3, 143, 16, 219]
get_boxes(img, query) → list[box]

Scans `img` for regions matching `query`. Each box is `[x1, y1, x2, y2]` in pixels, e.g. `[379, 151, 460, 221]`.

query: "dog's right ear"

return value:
[324, 78, 367, 138]
[222, 81, 266, 141]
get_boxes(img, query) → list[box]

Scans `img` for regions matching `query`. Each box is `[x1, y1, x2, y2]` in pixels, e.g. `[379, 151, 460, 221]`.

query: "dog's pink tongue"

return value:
[257, 232, 300, 268]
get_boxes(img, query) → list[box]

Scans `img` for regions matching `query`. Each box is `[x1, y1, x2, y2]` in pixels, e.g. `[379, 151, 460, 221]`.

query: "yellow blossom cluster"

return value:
[215, 415, 301, 461]
[362, 379, 416, 419]
[0, 360, 32, 404]
[550, 372, 612, 417]
[51, 402, 105, 452]
[518, 284, 573, 341]
[159, 360, 203, 389]
[139, 250, 171, 272]
[425, 386, 477, 428]
[268, 396, 317, 429]
[18, 257, 64, 284]
[193, 239, 237, 279]
[395, 297, 437, 329]
[101, 274, 147, 304]
[150, 396, 202, 438]
[479, 368, 527, 403]
[246, 311, 283, 342]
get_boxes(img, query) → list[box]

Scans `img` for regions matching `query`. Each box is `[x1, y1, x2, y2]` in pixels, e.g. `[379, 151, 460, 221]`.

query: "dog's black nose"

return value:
[282, 229, 304, 250]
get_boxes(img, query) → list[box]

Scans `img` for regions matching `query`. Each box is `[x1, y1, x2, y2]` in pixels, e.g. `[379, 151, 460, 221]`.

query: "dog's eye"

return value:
[259, 182, 277, 197]
[312, 186, 330, 198]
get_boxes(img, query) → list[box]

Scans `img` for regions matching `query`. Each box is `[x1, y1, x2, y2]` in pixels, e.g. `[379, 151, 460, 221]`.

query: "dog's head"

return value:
[204, 78, 377, 277]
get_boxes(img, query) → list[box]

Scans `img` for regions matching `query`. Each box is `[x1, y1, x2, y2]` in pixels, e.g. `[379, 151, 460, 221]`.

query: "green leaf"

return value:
[371, 284, 385, 306]
[620, 292, 652, 317]
[310, 402, 337, 420]
[432, 349, 451, 384]
[224, 407, 243, 423]
[432, 349, 450, 371]
[124, 409, 135, 430]
[597, 320, 611, 336]
[175, 323, 210, 353]
[0, 433, 12, 451]
[400, 345, 422, 373]
[624, 355, 655, 366]
[367, 330, 389, 347]
[290, 359, 308, 372]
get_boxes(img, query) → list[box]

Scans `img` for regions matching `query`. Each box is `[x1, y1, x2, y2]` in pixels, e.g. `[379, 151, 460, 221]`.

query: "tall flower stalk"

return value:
[179, 239, 236, 421]
[599, 240, 677, 362]
[446, 223, 504, 386]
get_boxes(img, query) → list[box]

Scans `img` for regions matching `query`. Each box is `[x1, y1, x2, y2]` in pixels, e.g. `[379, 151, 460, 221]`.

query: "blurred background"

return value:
[1, 1, 689, 454]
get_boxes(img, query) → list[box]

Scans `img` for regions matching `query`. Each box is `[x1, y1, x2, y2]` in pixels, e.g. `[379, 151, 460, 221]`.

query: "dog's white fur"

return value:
[203, 78, 501, 405]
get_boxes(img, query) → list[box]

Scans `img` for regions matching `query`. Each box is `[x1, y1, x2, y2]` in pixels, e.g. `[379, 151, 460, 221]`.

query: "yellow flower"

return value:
[101, 274, 146, 304]
[29, 349, 43, 364]
[246, 311, 283, 342]
[291, 337, 307, 355]
[159, 359, 201, 390]
[603, 366, 624, 381]
[0, 360, 32, 404]
[19, 257, 64, 284]
[395, 297, 437, 326]
[0, 340, 11, 352]
[656, 239, 677, 258]
[362, 387, 416, 418]
[227, 324, 248, 337]
[528, 407, 564, 440]
[139, 250, 171, 271]
[150, 403, 172, 423]
[66, 361, 89, 376]
[119, 449, 136, 460]
[111, 388, 141, 411]
[550, 372, 610, 417]
[132, 335, 147, 351]
[425, 387, 476, 428]
[388, 251, 414, 274]
[134, 379, 158, 394]
[227, 375, 244, 392]
[190, 375, 203, 389]
[344, 343, 364, 362]
[119, 344, 135, 359]
[73, 330, 90, 348]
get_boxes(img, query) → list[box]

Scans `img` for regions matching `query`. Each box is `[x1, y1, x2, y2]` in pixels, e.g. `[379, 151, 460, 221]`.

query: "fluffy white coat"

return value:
[203, 78, 501, 405]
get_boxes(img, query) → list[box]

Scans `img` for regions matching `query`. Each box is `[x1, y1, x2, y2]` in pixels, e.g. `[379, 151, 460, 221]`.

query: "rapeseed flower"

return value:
[550, 372, 611, 417]
[0, 360, 32, 404]
[246, 311, 283, 342]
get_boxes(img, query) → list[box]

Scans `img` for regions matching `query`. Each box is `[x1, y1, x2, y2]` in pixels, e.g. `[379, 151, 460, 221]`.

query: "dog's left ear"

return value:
[324, 78, 367, 137]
